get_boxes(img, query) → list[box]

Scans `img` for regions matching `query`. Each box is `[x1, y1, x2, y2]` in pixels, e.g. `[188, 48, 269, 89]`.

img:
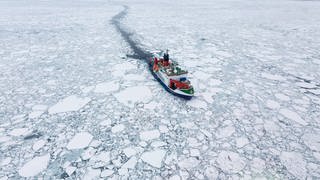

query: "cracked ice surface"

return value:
[0, 0, 320, 179]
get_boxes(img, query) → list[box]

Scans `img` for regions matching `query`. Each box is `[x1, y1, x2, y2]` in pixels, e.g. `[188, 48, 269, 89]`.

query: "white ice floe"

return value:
[280, 151, 307, 179]
[32, 139, 46, 151]
[180, 122, 198, 129]
[266, 100, 280, 109]
[144, 101, 158, 110]
[261, 73, 285, 81]
[140, 130, 160, 141]
[216, 125, 235, 139]
[48, 95, 91, 114]
[169, 175, 181, 180]
[83, 168, 100, 180]
[81, 86, 95, 93]
[1, 157, 11, 166]
[209, 79, 222, 86]
[114, 86, 152, 107]
[67, 132, 93, 150]
[28, 111, 44, 119]
[141, 149, 166, 168]
[112, 62, 136, 77]
[295, 82, 317, 89]
[178, 157, 200, 169]
[99, 119, 111, 126]
[0, 136, 11, 143]
[18, 154, 50, 177]
[159, 125, 169, 133]
[65, 166, 76, 176]
[205, 166, 219, 179]
[123, 147, 137, 157]
[279, 109, 307, 126]
[275, 93, 290, 101]
[235, 136, 249, 148]
[94, 81, 119, 93]
[124, 74, 145, 81]
[251, 158, 265, 173]
[190, 148, 201, 157]
[9, 128, 29, 137]
[192, 71, 211, 80]
[216, 151, 246, 173]
[111, 124, 125, 133]
[91, 151, 110, 163]
[81, 147, 97, 160]
[100, 169, 114, 177]
[29, 105, 48, 118]
[309, 89, 320, 95]
[151, 141, 166, 148]
[122, 156, 137, 169]
[302, 132, 320, 151]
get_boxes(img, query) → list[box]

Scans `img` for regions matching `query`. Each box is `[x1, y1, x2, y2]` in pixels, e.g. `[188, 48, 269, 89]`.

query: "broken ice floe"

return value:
[280, 151, 307, 179]
[141, 149, 166, 168]
[18, 154, 50, 177]
[216, 151, 246, 173]
[48, 95, 91, 114]
[67, 132, 93, 150]
[140, 129, 160, 141]
[279, 109, 307, 126]
[114, 86, 152, 107]
[94, 81, 120, 93]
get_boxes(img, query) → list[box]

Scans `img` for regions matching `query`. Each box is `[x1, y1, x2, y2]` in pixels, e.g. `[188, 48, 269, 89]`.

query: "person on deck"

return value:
[163, 49, 169, 66]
